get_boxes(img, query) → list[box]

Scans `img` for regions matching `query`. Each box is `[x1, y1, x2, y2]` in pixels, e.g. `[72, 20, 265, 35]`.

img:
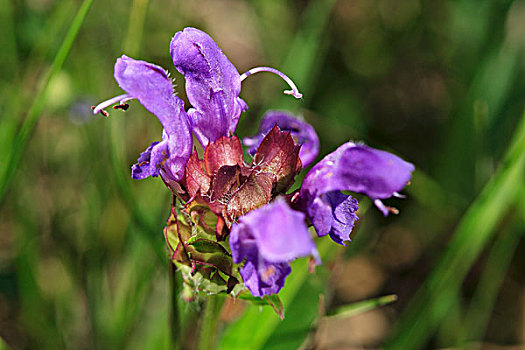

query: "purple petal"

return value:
[298, 142, 414, 243]
[229, 222, 257, 264]
[302, 143, 414, 200]
[231, 197, 317, 263]
[114, 55, 192, 182]
[244, 111, 320, 167]
[309, 192, 358, 245]
[239, 260, 291, 298]
[131, 141, 163, 179]
[170, 28, 247, 145]
[229, 197, 318, 296]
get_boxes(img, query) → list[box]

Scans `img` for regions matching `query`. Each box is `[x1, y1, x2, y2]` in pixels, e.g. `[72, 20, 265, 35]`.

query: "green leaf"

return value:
[263, 294, 284, 320]
[235, 291, 284, 319]
[187, 238, 228, 254]
[236, 291, 268, 304]
[179, 265, 228, 295]
[329, 294, 398, 319]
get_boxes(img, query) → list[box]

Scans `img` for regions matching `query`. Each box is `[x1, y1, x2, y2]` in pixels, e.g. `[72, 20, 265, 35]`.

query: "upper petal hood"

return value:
[170, 27, 247, 146]
[300, 143, 414, 200]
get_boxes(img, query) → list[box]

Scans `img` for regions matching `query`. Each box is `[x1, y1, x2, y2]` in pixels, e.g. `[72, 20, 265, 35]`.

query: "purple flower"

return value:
[298, 142, 414, 244]
[170, 28, 303, 147]
[229, 197, 318, 297]
[93, 56, 192, 182]
[92, 27, 417, 301]
[243, 110, 320, 167]
[170, 28, 248, 146]
[93, 27, 303, 183]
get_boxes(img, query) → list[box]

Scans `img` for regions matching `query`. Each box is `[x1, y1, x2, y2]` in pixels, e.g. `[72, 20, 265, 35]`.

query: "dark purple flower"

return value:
[229, 197, 318, 297]
[93, 55, 193, 182]
[243, 110, 320, 167]
[298, 142, 414, 244]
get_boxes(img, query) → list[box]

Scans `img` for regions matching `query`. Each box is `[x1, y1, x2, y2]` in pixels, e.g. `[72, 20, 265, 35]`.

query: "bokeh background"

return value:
[1, 0, 525, 349]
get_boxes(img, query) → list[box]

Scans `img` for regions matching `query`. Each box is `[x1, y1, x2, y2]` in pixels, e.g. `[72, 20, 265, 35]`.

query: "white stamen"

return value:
[312, 249, 322, 266]
[120, 96, 133, 105]
[240, 66, 303, 99]
[374, 199, 399, 216]
[393, 192, 406, 198]
[92, 94, 131, 115]
[374, 199, 388, 217]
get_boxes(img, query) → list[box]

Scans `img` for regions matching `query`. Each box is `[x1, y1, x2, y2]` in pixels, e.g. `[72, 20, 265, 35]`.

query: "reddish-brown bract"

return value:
[181, 127, 302, 229]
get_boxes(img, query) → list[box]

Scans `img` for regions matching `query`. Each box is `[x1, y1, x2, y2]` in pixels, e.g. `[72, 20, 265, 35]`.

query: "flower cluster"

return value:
[94, 27, 414, 300]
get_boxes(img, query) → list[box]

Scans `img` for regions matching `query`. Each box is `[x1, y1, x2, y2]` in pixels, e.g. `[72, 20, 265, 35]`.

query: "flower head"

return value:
[93, 27, 415, 302]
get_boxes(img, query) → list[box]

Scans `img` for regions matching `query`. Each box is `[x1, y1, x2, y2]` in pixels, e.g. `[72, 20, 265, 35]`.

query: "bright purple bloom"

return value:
[94, 55, 192, 182]
[169, 28, 303, 147]
[243, 110, 320, 167]
[93, 27, 303, 184]
[229, 197, 318, 297]
[298, 142, 414, 244]
[170, 28, 248, 146]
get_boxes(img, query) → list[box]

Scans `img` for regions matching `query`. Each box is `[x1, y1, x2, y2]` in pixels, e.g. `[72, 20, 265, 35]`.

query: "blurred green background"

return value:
[1, 0, 524, 349]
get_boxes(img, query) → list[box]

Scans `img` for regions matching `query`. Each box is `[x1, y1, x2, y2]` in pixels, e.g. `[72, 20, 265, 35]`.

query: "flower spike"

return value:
[240, 66, 303, 99]
[93, 26, 416, 303]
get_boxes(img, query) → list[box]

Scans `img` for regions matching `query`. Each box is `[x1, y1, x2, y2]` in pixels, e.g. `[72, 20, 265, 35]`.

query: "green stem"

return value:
[198, 296, 224, 350]
[170, 263, 181, 350]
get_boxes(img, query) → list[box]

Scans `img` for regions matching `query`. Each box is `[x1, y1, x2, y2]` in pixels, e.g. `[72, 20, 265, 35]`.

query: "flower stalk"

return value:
[170, 262, 182, 350]
[198, 295, 224, 350]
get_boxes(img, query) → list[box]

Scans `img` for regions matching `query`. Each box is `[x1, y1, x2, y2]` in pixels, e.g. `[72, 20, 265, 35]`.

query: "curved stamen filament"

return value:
[92, 94, 131, 115]
[119, 96, 133, 105]
[240, 67, 303, 99]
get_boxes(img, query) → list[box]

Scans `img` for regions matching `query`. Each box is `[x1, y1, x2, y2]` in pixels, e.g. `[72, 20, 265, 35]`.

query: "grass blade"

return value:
[460, 191, 525, 346]
[0, 0, 94, 205]
[387, 111, 525, 350]
[104, 0, 167, 265]
[330, 294, 398, 319]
